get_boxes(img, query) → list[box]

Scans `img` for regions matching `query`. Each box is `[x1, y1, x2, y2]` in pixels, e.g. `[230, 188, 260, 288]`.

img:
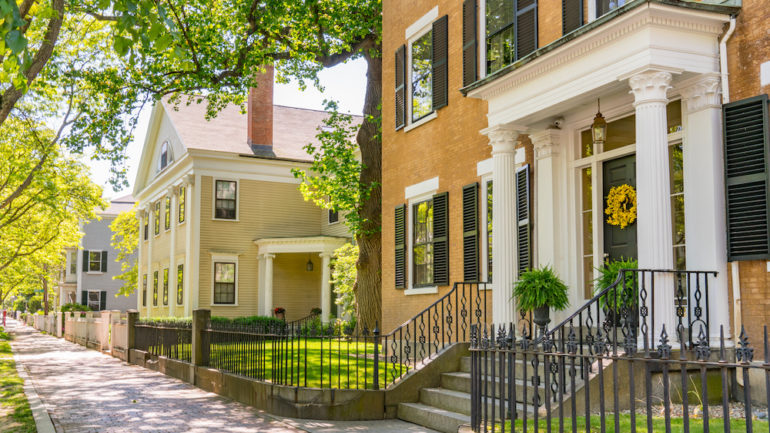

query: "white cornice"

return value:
[255, 236, 349, 255]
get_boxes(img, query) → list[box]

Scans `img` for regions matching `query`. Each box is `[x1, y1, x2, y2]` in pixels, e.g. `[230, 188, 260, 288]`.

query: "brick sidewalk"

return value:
[8, 320, 302, 433]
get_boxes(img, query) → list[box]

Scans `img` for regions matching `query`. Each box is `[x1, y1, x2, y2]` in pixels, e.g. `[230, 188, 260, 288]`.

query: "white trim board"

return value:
[405, 6, 438, 40]
[405, 177, 439, 200]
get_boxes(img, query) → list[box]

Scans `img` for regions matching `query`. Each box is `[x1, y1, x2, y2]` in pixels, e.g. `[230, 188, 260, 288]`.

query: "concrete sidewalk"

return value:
[7, 319, 437, 433]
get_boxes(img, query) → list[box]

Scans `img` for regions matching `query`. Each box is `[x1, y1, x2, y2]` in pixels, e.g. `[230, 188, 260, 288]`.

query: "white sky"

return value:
[90, 58, 368, 198]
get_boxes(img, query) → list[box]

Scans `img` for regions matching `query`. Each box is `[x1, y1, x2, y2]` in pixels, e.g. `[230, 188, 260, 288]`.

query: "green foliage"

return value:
[110, 206, 138, 296]
[60, 303, 91, 313]
[331, 243, 358, 320]
[211, 315, 286, 330]
[593, 258, 638, 310]
[138, 316, 192, 326]
[512, 266, 570, 312]
[0, 339, 35, 432]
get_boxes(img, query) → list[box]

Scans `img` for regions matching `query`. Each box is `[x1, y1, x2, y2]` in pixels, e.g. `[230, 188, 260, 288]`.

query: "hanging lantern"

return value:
[306, 255, 314, 272]
[592, 98, 607, 145]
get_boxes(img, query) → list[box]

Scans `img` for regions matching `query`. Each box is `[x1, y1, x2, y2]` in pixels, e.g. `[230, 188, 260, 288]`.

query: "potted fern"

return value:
[512, 266, 570, 331]
[593, 258, 638, 327]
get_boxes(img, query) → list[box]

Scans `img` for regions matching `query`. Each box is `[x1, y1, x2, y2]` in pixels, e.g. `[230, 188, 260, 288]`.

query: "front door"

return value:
[603, 155, 637, 262]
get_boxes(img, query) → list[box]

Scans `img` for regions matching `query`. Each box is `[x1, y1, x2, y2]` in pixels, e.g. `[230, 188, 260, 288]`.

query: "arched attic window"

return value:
[158, 141, 173, 171]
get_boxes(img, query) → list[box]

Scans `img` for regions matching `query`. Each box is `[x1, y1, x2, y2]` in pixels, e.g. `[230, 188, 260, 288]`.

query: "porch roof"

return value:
[254, 236, 348, 255]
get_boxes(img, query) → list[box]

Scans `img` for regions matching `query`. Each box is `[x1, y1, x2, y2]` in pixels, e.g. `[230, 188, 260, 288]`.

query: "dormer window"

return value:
[159, 141, 173, 171]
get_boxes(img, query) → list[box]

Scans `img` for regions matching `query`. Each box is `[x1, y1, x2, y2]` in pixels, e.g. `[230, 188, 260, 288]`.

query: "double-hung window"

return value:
[162, 268, 169, 306]
[486, 0, 515, 74]
[152, 271, 159, 306]
[486, 180, 493, 282]
[413, 199, 434, 287]
[177, 264, 184, 305]
[411, 31, 433, 122]
[89, 251, 103, 272]
[178, 186, 186, 224]
[328, 209, 339, 224]
[87, 291, 101, 311]
[164, 196, 171, 230]
[142, 274, 147, 307]
[215, 180, 237, 220]
[154, 202, 160, 235]
[214, 262, 236, 304]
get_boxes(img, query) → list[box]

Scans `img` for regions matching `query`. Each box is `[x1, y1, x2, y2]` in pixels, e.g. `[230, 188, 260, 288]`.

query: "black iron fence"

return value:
[134, 320, 192, 362]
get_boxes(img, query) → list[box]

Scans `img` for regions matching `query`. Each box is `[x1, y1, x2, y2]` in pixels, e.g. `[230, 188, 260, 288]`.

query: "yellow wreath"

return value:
[605, 184, 637, 229]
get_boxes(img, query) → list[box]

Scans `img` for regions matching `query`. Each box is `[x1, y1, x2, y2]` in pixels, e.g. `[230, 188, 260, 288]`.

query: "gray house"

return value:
[58, 195, 137, 311]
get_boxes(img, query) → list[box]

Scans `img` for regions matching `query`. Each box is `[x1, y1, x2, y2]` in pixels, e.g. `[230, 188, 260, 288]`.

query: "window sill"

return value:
[85, 271, 104, 275]
[404, 112, 437, 133]
[211, 303, 239, 307]
[212, 218, 239, 222]
[404, 286, 438, 295]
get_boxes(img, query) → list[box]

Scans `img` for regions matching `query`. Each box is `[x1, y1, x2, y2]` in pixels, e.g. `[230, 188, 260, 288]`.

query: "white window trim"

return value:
[406, 15, 435, 129]
[86, 250, 105, 275]
[211, 253, 239, 306]
[404, 111, 438, 132]
[405, 6, 438, 40]
[212, 178, 240, 222]
[87, 290, 102, 311]
[405, 179, 439, 295]
[480, 174, 493, 286]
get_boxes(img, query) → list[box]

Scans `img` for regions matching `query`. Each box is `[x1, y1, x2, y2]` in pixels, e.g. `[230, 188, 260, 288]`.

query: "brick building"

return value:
[382, 0, 768, 357]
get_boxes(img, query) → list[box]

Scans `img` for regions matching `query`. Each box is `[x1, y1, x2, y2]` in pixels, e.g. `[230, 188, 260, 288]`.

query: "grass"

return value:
[488, 413, 769, 432]
[0, 327, 35, 433]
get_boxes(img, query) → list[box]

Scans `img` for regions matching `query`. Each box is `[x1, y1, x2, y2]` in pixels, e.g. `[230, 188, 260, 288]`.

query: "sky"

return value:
[90, 58, 368, 199]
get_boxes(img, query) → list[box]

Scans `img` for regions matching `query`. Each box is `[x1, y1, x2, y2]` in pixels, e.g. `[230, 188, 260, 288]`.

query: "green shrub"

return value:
[593, 258, 638, 310]
[512, 266, 570, 312]
[331, 243, 357, 320]
[61, 303, 91, 313]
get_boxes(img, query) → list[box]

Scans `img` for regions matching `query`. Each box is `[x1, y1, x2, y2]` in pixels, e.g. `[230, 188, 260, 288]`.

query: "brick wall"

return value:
[725, 0, 770, 356]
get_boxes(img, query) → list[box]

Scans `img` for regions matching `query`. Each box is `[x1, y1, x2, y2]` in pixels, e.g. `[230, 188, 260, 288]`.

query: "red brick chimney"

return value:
[247, 66, 274, 147]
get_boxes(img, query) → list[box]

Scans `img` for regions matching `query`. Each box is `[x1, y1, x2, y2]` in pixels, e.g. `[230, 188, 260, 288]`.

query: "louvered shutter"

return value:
[723, 95, 770, 261]
[100, 291, 107, 311]
[395, 45, 406, 130]
[395, 205, 407, 288]
[82, 250, 88, 272]
[516, 165, 532, 273]
[516, 0, 538, 60]
[562, 0, 582, 35]
[433, 192, 449, 285]
[81, 291, 87, 306]
[463, 183, 479, 281]
[432, 15, 449, 110]
[101, 251, 107, 272]
[462, 0, 477, 87]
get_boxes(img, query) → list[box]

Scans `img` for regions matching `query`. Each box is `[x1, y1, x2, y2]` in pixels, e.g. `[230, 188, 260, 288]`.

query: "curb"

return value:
[9, 323, 57, 433]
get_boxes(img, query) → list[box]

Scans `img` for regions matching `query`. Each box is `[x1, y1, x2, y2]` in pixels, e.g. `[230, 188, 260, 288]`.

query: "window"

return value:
[142, 274, 147, 307]
[486, 0, 515, 74]
[177, 264, 184, 305]
[154, 202, 160, 235]
[328, 209, 339, 224]
[670, 143, 685, 270]
[164, 196, 171, 230]
[68, 251, 77, 275]
[143, 216, 148, 240]
[153, 270, 158, 306]
[214, 262, 236, 304]
[87, 291, 101, 311]
[215, 180, 237, 220]
[581, 167, 593, 299]
[162, 268, 169, 306]
[413, 199, 434, 286]
[411, 30, 433, 122]
[89, 251, 103, 272]
[178, 186, 186, 224]
[159, 141, 172, 171]
[486, 180, 493, 282]
[596, 0, 627, 18]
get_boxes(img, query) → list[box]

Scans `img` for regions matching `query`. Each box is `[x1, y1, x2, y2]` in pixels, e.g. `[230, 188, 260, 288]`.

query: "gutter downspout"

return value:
[720, 16, 736, 105]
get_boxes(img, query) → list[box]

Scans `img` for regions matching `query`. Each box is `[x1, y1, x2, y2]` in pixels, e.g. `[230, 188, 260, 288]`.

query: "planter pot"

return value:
[274, 312, 285, 320]
[533, 306, 551, 329]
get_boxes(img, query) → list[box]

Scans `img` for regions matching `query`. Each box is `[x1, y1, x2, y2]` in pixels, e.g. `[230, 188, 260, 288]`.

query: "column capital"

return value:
[261, 253, 276, 260]
[166, 185, 176, 196]
[529, 128, 562, 160]
[482, 124, 526, 154]
[183, 173, 195, 186]
[319, 252, 334, 259]
[629, 71, 672, 106]
[680, 74, 721, 113]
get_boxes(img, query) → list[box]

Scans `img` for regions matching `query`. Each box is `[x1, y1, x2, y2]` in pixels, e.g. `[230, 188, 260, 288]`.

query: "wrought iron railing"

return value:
[134, 320, 192, 362]
[287, 311, 321, 328]
[470, 323, 769, 433]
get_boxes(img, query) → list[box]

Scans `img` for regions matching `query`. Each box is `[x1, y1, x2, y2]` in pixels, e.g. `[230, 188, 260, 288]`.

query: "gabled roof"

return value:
[102, 194, 135, 216]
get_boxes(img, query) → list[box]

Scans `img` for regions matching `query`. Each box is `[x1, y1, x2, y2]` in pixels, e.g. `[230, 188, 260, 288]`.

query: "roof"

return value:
[161, 100, 363, 162]
[102, 194, 135, 216]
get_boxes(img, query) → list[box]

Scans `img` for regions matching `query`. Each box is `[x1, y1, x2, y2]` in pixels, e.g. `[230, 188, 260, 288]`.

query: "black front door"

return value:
[603, 155, 637, 263]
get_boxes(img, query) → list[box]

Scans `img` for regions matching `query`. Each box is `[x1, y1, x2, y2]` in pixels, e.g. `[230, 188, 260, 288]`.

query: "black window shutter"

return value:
[395, 45, 406, 130]
[462, 183, 479, 281]
[562, 0, 582, 35]
[81, 290, 87, 306]
[395, 205, 407, 288]
[100, 291, 107, 311]
[516, 0, 538, 60]
[723, 94, 770, 261]
[82, 250, 89, 272]
[462, 0, 477, 87]
[101, 251, 108, 272]
[516, 165, 532, 273]
[433, 192, 449, 285]
[432, 15, 449, 110]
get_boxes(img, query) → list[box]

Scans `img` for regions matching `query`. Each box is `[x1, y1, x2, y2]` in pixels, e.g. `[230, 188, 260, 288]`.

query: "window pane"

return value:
[153, 271, 159, 306]
[667, 100, 682, 134]
[486, 26, 514, 74]
[603, 114, 636, 152]
[89, 251, 101, 272]
[411, 31, 433, 122]
[580, 129, 593, 158]
[413, 199, 434, 286]
[162, 268, 169, 305]
[216, 181, 236, 200]
[177, 265, 184, 305]
[69, 251, 77, 274]
[486, 181, 493, 282]
[179, 187, 185, 223]
[583, 256, 595, 299]
[215, 263, 235, 283]
[165, 196, 171, 229]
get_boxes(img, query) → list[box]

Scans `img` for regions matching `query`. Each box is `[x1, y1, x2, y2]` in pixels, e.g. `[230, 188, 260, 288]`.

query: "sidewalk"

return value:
[7, 319, 437, 433]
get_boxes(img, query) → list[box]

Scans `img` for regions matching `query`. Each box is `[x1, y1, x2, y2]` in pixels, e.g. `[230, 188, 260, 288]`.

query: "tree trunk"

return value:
[354, 50, 383, 332]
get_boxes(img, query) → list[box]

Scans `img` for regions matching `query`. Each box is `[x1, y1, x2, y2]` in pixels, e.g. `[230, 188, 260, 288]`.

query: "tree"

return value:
[99, 0, 383, 328]
[110, 206, 138, 297]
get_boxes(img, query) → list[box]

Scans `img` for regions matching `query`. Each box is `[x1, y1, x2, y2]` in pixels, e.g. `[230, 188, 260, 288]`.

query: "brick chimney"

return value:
[247, 66, 274, 147]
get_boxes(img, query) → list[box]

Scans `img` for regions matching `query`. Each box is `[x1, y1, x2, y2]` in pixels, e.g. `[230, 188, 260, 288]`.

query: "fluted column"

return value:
[319, 252, 333, 324]
[183, 175, 195, 316]
[136, 211, 144, 312]
[680, 74, 731, 342]
[263, 254, 275, 317]
[629, 71, 676, 340]
[168, 186, 177, 316]
[146, 205, 155, 317]
[482, 124, 524, 326]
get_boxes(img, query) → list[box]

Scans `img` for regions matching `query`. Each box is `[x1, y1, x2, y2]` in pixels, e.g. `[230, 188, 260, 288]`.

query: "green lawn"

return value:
[0, 328, 35, 433]
[488, 413, 769, 432]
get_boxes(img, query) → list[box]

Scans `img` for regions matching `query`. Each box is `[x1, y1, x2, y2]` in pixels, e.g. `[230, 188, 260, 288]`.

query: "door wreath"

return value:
[605, 184, 637, 229]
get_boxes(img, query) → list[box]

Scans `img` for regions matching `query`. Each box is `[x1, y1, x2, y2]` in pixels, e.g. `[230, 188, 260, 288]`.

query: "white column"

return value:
[680, 74, 731, 342]
[263, 254, 275, 317]
[629, 71, 676, 339]
[183, 175, 195, 316]
[319, 252, 333, 324]
[146, 205, 155, 317]
[482, 124, 524, 325]
[136, 212, 144, 312]
[189, 174, 201, 312]
[168, 187, 177, 316]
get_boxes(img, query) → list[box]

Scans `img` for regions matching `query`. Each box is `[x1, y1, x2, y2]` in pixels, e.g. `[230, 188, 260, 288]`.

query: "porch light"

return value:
[592, 99, 607, 145]
[306, 256, 314, 272]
